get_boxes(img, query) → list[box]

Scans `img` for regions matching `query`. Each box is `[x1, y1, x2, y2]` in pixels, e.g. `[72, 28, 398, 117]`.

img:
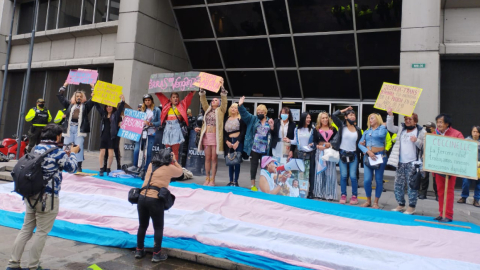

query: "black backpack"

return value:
[11, 147, 58, 210]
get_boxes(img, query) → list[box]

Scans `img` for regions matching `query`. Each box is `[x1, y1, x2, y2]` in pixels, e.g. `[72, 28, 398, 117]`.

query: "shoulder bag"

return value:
[173, 109, 188, 137]
[128, 169, 155, 204]
[225, 147, 243, 166]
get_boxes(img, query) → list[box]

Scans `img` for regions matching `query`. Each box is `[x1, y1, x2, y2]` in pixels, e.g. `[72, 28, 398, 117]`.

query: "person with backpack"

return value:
[7, 124, 78, 270]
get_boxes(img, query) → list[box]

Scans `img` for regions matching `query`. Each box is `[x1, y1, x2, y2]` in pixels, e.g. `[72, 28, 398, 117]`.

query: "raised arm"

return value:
[155, 92, 170, 107]
[219, 87, 228, 113]
[386, 108, 399, 134]
[238, 96, 254, 126]
[94, 102, 105, 116]
[57, 84, 71, 109]
[199, 89, 209, 112]
[181, 91, 196, 110]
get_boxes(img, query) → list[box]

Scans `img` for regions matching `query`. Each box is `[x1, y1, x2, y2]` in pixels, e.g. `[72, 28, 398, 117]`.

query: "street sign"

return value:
[412, 63, 426, 68]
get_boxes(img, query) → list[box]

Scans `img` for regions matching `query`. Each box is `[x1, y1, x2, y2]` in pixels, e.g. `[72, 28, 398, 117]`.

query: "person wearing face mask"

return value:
[57, 82, 96, 172]
[386, 109, 426, 215]
[238, 96, 274, 191]
[25, 99, 52, 153]
[270, 107, 296, 167]
[458, 125, 480, 208]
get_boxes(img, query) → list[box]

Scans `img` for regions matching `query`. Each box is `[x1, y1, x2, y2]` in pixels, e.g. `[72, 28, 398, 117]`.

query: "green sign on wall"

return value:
[423, 134, 478, 180]
[412, 63, 426, 68]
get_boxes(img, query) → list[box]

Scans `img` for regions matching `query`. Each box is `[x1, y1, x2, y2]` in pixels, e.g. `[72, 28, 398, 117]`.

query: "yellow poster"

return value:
[92, 81, 123, 107]
[374, 82, 423, 116]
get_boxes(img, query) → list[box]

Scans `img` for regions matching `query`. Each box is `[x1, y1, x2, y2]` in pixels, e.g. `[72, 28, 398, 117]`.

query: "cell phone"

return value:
[65, 143, 77, 151]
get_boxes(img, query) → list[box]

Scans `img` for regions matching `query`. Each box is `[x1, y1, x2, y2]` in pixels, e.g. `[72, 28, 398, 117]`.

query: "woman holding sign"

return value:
[358, 114, 388, 209]
[94, 95, 125, 176]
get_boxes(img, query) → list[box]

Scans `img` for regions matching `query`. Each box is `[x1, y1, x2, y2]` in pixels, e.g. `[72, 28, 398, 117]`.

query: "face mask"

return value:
[257, 114, 265, 120]
[38, 103, 45, 108]
[346, 119, 356, 125]
[280, 114, 288, 121]
[405, 125, 416, 130]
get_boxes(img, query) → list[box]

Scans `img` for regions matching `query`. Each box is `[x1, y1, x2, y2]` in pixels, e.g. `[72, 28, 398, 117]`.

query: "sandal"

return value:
[474, 200, 480, 207]
[208, 178, 215, 186]
[361, 202, 371, 207]
[372, 203, 380, 209]
[203, 177, 210, 186]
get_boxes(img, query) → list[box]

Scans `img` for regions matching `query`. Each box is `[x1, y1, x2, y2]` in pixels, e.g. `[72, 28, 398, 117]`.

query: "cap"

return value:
[261, 156, 275, 169]
[143, 94, 153, 101]
[36, 98, 45, 103]
[423, 121, 436, 129]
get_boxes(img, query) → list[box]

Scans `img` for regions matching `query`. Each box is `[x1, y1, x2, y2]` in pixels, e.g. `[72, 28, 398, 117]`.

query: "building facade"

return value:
[0, 0, 479, 152]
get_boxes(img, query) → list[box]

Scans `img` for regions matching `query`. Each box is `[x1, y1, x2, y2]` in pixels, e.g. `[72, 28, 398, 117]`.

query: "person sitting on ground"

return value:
[258, 156, 290, 194]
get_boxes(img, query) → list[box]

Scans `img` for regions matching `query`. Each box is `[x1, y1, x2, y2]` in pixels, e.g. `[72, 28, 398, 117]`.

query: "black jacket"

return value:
[57, 87, 95, 134]
[269, 119, 296, 155]
[94, 101, 125, 140]
[331, 110, 362, 154]
[223, 118, 247, 156]
[313, 127, 338, 145]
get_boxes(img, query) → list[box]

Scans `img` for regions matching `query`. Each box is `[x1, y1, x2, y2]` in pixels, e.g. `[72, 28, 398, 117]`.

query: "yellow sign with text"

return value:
[92, 81, 123, 108]
[374, 82, 423, 117]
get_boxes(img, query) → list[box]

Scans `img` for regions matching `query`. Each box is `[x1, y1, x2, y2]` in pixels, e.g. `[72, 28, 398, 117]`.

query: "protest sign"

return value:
[148, 72, 224, 93]
[92, 81, 123, 107]
[66, 69, 98, 85]
[423, 134, 478, 180]
[291, 109, 301, 121]
[117, 109, 146, 142]
[374, 82, 422, 116]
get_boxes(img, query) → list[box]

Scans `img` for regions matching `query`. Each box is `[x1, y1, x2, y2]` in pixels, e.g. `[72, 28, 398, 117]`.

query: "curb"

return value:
[164, 248, 260, 270]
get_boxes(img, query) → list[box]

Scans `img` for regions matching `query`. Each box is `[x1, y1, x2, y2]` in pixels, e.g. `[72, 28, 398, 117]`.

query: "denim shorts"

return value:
[162, 120, 185, 145]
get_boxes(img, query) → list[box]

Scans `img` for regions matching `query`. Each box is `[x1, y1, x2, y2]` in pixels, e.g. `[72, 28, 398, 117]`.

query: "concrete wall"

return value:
[441, 8, 480, 54]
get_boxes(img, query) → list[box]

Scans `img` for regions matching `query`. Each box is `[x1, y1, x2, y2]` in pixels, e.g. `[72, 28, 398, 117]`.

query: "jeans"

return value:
[134, 134, 155, 172]
[63, 125, 85, 161]
[338, 150, 358, 196]
[461, 178, 480, 200]
[363, 152, 387, 198]
[227, 137, 243, 183]
[137, 195, 165, 253]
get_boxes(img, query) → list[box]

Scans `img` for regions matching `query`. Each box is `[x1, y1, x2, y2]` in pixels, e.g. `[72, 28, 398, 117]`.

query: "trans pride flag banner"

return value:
[1, 171, 480, 270]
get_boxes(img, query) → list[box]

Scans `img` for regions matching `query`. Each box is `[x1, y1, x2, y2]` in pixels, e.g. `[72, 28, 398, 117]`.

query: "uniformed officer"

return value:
[25, 98, 52, 152]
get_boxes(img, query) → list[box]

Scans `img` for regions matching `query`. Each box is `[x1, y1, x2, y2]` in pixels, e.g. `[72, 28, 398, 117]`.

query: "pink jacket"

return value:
[443, 127, 464, 139]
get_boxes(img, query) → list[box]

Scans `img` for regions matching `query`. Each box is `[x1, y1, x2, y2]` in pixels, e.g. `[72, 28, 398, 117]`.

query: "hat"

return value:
[36, 98, 45, 103]
[261, 156, 275, 169]
[423, 122, 436, 129]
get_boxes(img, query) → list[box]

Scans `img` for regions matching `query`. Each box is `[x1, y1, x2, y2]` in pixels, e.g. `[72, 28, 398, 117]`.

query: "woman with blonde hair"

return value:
[358, 113, 388, 208]
[223, 102, 247, 186]
[313, 112, 337, 200]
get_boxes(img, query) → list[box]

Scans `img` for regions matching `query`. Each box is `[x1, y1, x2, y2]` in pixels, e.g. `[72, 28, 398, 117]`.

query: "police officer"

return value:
[25, 98, 52, 152]
[54, 108, 67, 125]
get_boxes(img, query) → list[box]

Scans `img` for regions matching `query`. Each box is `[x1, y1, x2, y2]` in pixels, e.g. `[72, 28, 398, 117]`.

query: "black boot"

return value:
[77, 162, 83, 172]
[99, 167, 105, 177]
[106, 168, 111, 176]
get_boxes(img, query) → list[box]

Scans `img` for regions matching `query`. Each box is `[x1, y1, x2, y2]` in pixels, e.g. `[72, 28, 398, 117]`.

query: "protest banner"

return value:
[66, 69, 98, 85]
[92, 81, 123, 107]
[148, 72, 224, 93]
[374, 82, 422, 116]
[117, 109, 147, 142]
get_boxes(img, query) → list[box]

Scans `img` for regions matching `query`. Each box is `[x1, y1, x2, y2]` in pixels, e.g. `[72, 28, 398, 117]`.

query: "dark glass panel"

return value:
[305, 104, 330, 124]
[175, 8, 214, 39]
[37, 0, 49, 31]
[47, 0, 59, 30]
[362, 104, 398, 132]
[219, 39, 272, 68]
[288, 0, 354, 33]
[301, 70, 359, 99]
[270, 38, 296, 67]
[108, 0, 120, 21]
[295, 34, 356, 67]
[208, 0, 247, 3]
[185, 42, 223, 69]
[277, 71, 301, 98]
[227, 71, 279, 97]
[94, 0, 107, 23]
[354, 0, 402, 30]
[58, 0, 82, 28]
[82, 0, 94, 25]
[172, 0, 205, 6]
[263, 0, 290, 34]
[18, 2, 35, 34]
[360, 69, 399, 100]
[263, 103, 279, 119]
[209, 3, 265, 37]
[357, 31, 400, 66]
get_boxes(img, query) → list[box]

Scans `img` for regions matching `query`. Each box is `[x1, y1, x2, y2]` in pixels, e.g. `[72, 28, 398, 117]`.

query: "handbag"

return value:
[127, 169, 155, 204]
[225, 148, 243, 166]
[409, 163, 422, 190]
[323, 147, 340, 163]
[173, 111, 188, 137]
[364, 155, 381, 169]
[157, 187, 176, 210]
[339, 151, 355, 163]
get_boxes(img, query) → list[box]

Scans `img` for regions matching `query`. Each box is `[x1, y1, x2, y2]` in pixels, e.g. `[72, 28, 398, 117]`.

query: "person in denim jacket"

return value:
[358, 113, 388, 209]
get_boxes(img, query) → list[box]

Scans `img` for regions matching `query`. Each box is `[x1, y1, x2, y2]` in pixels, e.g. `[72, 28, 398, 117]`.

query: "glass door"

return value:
[332, 103, 360, 128]
[281, 101, 302, 122]
[305, 103, 330, 125]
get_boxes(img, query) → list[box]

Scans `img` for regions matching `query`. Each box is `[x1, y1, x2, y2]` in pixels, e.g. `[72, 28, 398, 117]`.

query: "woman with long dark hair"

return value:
[270, 107, 296, 165]
[94, 95, 125, 176]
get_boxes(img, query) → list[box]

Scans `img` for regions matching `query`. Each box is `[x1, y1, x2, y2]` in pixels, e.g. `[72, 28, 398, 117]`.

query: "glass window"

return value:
[242, 102, 255, 115]
[185, 41, 223, 69]
[108, 0, 120, 21]
[305, 104, 330, 124]
[18, 1, 35, 34]
[82, 0, 94, 25]
[263, 103, 280, 119]
[47, 0, 59, 30]
[357, 31, 400, 66]
[355, 0, 402, 30]
[301, 70, 359, 99]
[295, 34, 357, 67]
[263, 0, 290, 35]
[1, 72, 24, 138]
[175, 8, 215, 39]
[219, 39, 272, 68]
[362, 104, 398, 131]
[37, 0, 49, 31]
[360, 69, 399, 100]
[277, 71, 301, 98]
[270, 37, 296, 67]
[94, 0, 108, 23]
[288, 0, 354, 33]
[58, 0, 82, 28]
[172, 0, 205, 6]
[208, 0, 248, 3]
[209, 3, 266, 38]
[227, 71, 279, 97]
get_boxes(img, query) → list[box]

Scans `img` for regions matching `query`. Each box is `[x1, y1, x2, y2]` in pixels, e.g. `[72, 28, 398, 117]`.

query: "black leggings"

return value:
[137, 195, 165, 253]
[250, 151, 265, 180]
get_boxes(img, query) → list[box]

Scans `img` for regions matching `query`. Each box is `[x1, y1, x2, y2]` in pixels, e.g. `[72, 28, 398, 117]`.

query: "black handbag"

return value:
[225, 149, 243, 166]
[157, 187, 176, 210]
[297, 151, 311, 160]
[340, 151, 356, 163]
[409, 163, 422, 190]
[364, 156, 381, 170]
[127, 169, 155, 204]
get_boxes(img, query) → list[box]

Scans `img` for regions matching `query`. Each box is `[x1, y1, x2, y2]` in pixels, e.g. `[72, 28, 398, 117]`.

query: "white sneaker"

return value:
[404, 207, 416, 215]
[391, 206, 405, 212]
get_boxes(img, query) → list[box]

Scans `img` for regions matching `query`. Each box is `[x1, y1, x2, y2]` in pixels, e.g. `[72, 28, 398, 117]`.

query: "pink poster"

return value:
[66, 69, 98, 85]
[120, 116, 144, 134]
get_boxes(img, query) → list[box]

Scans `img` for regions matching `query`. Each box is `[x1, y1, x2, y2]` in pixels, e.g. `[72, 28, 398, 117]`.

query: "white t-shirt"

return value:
[339, 127, 358, 152]
[291, 128, 313, 152]
[400, 128, 417, 163]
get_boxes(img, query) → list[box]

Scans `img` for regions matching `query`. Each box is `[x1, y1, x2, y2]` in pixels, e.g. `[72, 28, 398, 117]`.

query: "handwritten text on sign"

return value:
[192, 72, 223, 93]
[374, 82, 423, 116]
[423, 134, 478, 180]
[148, 72, 223, 93]
[66, 70, 98, 85]
[92, 81, 123, 108]
[117, 109, 147, 142]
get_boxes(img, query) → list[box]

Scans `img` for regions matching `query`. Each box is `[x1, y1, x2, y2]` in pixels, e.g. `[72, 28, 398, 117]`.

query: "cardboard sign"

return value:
[117, 109, 147, 142]
[374, 82, 423, 116]
[148, 72, 223, 93]
[92, 81, 123, 108]
[423, 134, 478, 180]
[66, 69, 98, 85]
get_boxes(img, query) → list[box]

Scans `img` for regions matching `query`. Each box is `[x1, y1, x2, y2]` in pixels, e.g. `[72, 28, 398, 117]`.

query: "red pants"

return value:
[165, 144, 180, 161]
[435, 174, 456, 219]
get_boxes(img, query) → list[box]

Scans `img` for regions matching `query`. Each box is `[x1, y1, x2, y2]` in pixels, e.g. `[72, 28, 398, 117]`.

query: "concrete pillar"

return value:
[0, 0, 14, 136]
[400, 0, 441, 125]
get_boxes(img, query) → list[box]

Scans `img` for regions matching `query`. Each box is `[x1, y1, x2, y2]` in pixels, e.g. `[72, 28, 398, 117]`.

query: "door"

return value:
[305, 103, 330, 125]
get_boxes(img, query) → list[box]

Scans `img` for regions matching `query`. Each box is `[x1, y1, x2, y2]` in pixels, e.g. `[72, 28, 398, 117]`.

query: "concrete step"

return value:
[0, 171, 12, 181]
